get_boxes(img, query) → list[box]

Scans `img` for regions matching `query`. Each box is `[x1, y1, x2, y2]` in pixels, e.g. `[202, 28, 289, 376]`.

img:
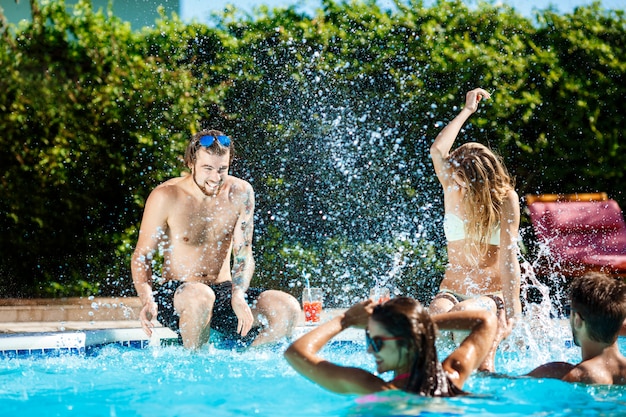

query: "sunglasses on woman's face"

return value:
[365, 329, 404, 353]
[199, 135, 231, 147]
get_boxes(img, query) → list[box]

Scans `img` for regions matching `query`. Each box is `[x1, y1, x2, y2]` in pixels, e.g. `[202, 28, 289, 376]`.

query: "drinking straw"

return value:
[304, 272, 312, 299]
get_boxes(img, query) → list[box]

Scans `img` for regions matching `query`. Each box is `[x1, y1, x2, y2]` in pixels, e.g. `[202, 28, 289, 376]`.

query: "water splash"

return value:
[497, 253, 576, 373]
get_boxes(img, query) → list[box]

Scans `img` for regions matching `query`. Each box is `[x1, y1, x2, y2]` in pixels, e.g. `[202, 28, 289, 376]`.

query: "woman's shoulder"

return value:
[505, 188, 519, 199]
[502, 189, 520, 210]
[499, 189, 520, 226]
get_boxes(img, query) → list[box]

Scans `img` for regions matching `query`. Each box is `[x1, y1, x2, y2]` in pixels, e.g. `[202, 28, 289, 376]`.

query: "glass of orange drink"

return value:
[369, 287, 390, 304]
[302, 288, 323, 324]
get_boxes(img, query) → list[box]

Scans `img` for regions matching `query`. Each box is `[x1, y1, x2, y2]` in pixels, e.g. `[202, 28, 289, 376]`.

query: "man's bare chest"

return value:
[167, 200, 239, 246]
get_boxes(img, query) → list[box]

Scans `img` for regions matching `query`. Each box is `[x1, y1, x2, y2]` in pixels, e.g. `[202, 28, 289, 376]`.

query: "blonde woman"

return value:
[428, 88, 521, 369]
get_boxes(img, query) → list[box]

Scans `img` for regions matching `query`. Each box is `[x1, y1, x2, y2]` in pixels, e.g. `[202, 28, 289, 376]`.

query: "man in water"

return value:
[131, 129, 301, 349]
[525, 271, 626, 384]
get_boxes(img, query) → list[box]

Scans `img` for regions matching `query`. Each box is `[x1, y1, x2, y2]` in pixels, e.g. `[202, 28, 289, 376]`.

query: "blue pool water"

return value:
[1, 335, 626, 416]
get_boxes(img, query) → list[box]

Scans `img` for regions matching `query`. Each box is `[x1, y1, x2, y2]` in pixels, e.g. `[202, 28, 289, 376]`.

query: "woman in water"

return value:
[428, 88, 521, 340]
[284, 297, 497, 396]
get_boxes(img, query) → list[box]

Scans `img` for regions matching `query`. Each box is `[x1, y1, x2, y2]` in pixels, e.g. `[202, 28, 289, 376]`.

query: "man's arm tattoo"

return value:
[232, 188, 254, 289]
[232, 250, 247, 288]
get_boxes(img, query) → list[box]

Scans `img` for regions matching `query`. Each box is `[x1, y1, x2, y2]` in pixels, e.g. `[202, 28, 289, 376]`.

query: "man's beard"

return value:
[193, 171, 222, 196]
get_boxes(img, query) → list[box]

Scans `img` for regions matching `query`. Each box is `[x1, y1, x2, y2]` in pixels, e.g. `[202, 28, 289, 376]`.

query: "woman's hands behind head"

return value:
[341, 299, 375, 329]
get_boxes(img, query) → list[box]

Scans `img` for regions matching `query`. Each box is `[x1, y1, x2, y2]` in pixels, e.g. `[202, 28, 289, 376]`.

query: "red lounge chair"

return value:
[525, 193, 626, 278]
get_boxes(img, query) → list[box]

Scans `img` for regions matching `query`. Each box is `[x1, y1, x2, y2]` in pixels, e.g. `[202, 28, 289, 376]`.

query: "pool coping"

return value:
[0, 301, 361, 357]
[0, 323, 364, 358]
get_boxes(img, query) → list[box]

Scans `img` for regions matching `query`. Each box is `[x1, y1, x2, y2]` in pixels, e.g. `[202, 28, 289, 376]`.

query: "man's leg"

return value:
[173, 282, 216, 349]
[250, 290, 300, 346]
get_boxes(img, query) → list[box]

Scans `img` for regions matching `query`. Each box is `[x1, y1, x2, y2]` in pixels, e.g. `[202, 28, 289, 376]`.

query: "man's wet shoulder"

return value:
[156, 174, 189, 189]
[227, 176, 253, 193]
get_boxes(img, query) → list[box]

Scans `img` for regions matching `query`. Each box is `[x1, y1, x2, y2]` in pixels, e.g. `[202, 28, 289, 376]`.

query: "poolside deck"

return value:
[0, 297, 360, 356]
[0, 297, 143, 332]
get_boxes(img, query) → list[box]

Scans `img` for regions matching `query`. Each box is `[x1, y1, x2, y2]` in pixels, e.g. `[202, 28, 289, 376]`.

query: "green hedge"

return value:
[0, 0, 624, 304]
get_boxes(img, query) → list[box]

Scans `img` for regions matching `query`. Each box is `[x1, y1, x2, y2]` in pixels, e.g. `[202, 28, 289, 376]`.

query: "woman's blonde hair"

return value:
[448, 142, 514, 262]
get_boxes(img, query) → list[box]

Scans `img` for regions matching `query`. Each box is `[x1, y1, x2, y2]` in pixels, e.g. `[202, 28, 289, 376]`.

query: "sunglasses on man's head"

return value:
[365, 329, 404, 353]
[199, 135, 231, 147]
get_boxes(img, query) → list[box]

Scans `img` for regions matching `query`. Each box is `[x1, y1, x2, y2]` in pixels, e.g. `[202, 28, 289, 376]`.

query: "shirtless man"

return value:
[131, 129, 301, 349]
[526, 272, 626, 384]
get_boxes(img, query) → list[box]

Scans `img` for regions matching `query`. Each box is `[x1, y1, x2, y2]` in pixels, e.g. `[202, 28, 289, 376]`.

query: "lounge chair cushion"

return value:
[542, 200, 625, 232]
[527, 199, 626, 275]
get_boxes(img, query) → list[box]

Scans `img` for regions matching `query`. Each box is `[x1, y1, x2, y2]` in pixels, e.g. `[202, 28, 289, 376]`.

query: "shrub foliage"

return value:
[0, 0, 624, 303]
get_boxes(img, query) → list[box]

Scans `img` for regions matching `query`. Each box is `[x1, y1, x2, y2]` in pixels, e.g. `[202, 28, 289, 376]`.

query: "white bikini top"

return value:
[443, 213, 500, 246]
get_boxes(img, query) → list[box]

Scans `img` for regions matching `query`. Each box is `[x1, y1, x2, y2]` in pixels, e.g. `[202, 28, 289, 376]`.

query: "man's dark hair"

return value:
[184, 129, 235, 167]
[570, 272, 626, 343]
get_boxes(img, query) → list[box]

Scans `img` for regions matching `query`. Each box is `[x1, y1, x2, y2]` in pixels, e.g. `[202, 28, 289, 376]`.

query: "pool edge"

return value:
[0, 325, 364, 357]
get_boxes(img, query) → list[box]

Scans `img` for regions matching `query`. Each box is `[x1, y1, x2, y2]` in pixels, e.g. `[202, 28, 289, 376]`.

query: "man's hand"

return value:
[231, 289, 254, 337]
[139, 301, 158, 337]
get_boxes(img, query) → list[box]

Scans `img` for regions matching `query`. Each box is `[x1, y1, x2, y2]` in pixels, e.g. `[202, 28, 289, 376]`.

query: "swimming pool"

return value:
[1, 326, 625, 416]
